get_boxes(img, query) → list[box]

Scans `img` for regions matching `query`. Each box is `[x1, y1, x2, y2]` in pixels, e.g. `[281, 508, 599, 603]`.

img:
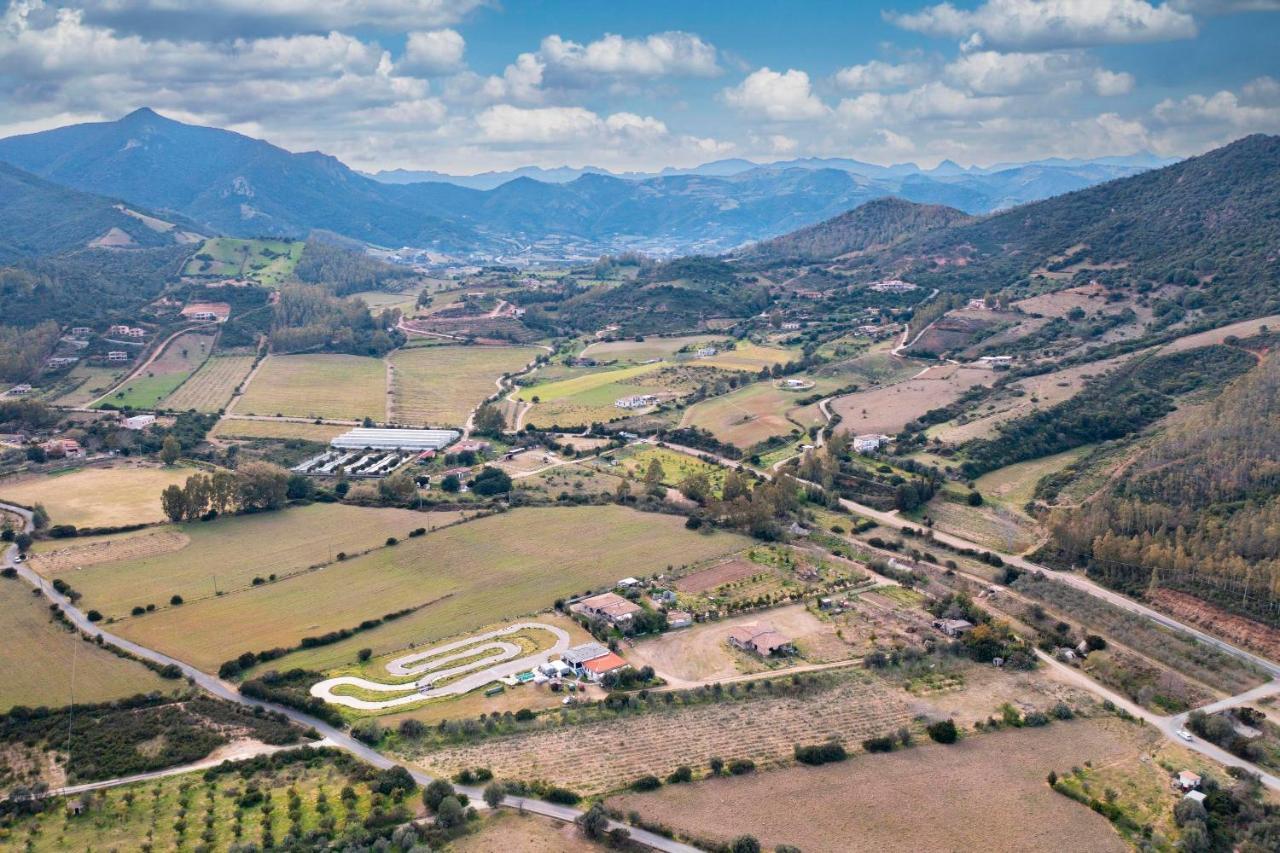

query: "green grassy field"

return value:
[0, 464, 196, 529]
[390, 345, 540, 428]
[609, 446, 727, 495]
[696, 340, 795, 372]
[0, 576, 170, 711]
[182, 238, 304, 286]
[517, 363, 669, 428]
[351, 289, 420, 314]
[161, 354, 255, 412]
[97, 331, 216, 410]
[41, 504, 452, 617]
[237, 354, 386, 421]
[973, 447, 1092, 516]
[109, 505, 749, 672]
[49, 365, 128, 407]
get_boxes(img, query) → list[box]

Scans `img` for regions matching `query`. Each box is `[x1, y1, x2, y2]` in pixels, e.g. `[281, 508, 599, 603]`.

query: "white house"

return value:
[107, 351, 130, 362]
[853, 433, 888, 454]
[694, 346, 717, 358]
[615, 394, 658, 409]
[123, 414, 156, 430]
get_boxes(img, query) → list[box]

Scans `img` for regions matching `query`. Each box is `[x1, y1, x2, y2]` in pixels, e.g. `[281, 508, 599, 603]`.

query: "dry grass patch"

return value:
[389, 345, 541, 428]
[581, 335, 721, 363]
[0, 464, 195, 528]
[211, 418, 347, 442]
[830, 364, 994, 436]
[681, 380, 832, 448]
[238, 354, 386, 421]
[451, 811, 599, 853]
[162, 354, 255, 412]
[609, 718, 1140, 853]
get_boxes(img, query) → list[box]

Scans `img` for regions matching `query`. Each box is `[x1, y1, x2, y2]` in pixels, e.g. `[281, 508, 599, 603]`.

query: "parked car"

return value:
[1177, 729, 1194, 742]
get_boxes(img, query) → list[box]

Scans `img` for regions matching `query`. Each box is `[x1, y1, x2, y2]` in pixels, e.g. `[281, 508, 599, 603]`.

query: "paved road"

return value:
[0, 501, 695, 852]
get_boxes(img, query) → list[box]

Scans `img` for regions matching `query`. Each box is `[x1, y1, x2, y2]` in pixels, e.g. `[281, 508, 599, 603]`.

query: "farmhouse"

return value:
[581, 651, 630, 680]
[1176, 770, 1202, 792]
[46, 356, 79, 368]
[667, 610, 694, 629]
[69, 326, 92, 336]
[869, 279, 918, 293]
[181, 302, 231, 322]
[728, 623, 794, 657]
[331, 427, 459, 452]
[781, 322, 802, 331]
[452, 439, 490, 454]
[781, 378, 809, 389]
[978, 355, 1014, 365]
[694, 346, 718, 358]
[571, 591, 643, 625]
[562, 642, 610, 673]
[932, 618, 975, 637]
[4, 384, 32, 396]
[122, 414, 156, 430]
[108, 324, 131, 335]
[853, 433, 889, 454]
[615, 394, 659, 409]
[106, 351, 130, 362]
[795, 290, 823, 300]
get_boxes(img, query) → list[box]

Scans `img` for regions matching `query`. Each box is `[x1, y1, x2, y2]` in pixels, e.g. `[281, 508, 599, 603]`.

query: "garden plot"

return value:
[829, 364, 995, 436]
[237, 353, 386, 421]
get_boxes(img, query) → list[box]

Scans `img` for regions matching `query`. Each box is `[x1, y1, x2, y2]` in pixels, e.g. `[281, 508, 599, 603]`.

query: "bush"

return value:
[727, 758, 755, 775]
[544, 786, 580, 805]
[796, 741, 850, 764]
[423, 779, 456, 811]
[666, 765, 693, 784]
[731, 836, 762, 853]
[860, 736, 895, 754]
[398, 719, 426, 739]
[350, 718, 382, 745]
[170, 594, 184, 606]
[357, 648, 372, 662]
[86, 609, 103, 622]
[514, 707, 535, 721]
[631, 775, 662, 791]
[926, 719, 958, 744]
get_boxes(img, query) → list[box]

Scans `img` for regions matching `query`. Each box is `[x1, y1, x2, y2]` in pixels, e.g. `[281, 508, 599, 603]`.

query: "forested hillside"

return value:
[741, 197, 971, 263]
[270, 284, 402, 356]
[294, 237, 418, 296]
[1047, 348, 1280, 626]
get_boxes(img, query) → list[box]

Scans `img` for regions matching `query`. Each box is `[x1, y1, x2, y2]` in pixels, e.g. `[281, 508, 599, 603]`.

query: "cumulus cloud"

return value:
[834, 59, 932, 91]
[539, 31, 718, 78]
[723, 67, 828, 121]
[944, 50, 1133, 96]
[888, 0, 1198, 50]
[400, 29, 464, 74]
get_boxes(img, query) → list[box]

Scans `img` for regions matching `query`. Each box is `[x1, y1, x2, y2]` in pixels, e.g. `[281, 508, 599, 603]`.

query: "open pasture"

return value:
[211, 417, 347, 442]
[695, 340, 794, 372]
[0, 577, 170, 711]
[610, 445, 725, 493]
[236, 354, 386, 421]
[973, 447, 1090, 513]
[0, 464, 194, 528]
[99, 331, 215, 410]
[161, 354, 255, 412]
[517, 363, 672, 428]
[44, 503, 448, 617]
[182, 237, 303, 286]
[681, 380, 832, 448]
[580, 334, 721, 364]
[49, 365, 128, 407]
[112, 505, 749, 672]
[830, 364, 993, 436]
[351, 288, 421, 314]
[609, 719, 1140, 853]
[389, 345, 541, 427]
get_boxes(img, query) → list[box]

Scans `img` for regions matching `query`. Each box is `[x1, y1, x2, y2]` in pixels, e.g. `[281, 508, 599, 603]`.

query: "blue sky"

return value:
[2, 0, 1278, 172]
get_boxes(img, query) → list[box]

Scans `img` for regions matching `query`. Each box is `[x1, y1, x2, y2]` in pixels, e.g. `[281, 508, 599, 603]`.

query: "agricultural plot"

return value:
[211, 418, 347, 442]
[111, 505, 749, 672]
[0, 464, 194, 528]
[973, 448, 1090, 514]
[916, 493, 1040, 554]
[408, 672, 911, 796]
[182, 237, 304, 286]
[389, 345, 541, 427]
[452, 812, 600, 853]
[97, 331, 216, 410]
[580, 334, 722, 364]
[48, 365, 128, 407]
[516, 363, 670, 428]
[40, 504, 446, 617]
[161, 354, 255, 412]
[696, 340, 795, 372]
[351, 289, 420, 314]
[609, 445, 725, 494]
[237, 354, 386, 421]
[0, 576, 171, 711]
[829, 364, 994, 436]
[610, 719, 1141, 853]
[815, 349, 926, 387]
[681, 380, 834, 448]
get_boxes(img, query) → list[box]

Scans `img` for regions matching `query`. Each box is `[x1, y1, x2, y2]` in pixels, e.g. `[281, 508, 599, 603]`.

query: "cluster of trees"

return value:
[293, 236, 418, 296]
[928, 592, 1035, 668]
[270, 284, 402, 356]
[695, 470, 805, 540]
[0, 320, 59, 382]
[160, 462, 289, 522]
[1048, 351, 1280, 626]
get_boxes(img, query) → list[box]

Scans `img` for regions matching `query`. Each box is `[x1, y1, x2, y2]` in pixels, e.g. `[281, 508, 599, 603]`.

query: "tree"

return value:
[161, 485, 188, 523]
[440, 473, 461, 493]
[680, 472, 712, 503]
[160, 435, 181, 465]
[577, 802, 610, 840]
[14, 532, 32, 552]
[471, 403, 507, 437]
[30, 504, 49, 530]
[482, 782, 504, 809]
[286, 474, 313, 501]
[643, 458, 666, 486]
[926, 719, 958, 744]
[423, 779, 455, 811]
[182, 474, 211, 519]
[967, 490, 983, 506]
[471, 466, 512, 496]
[236, 462, 289, 511]
[378, 470, 418, 504]
[731, 836, 762, 853]
[434, 795, 464, 829]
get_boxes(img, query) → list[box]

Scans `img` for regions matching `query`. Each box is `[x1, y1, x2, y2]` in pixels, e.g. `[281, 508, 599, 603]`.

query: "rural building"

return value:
[616, 577, 642, 589]
[41, 438, 84, 459]
[932, 618, 975, 637]
[581, 651, 630, 681]
[181, 302, 231, 322]
[781, 321, 802, 330]
[69, 326, 92, 336]
[123, 414, 156, 430]
[694, 346, 718, 358]
[781, 378, 809, 389]
[667, 610, 694, 629]
[1177, 770, 1202, 791]
[1184, 790, 1207, 805]
[115, 327, 147, 338]
[4, 384, 32, 396]
[615, 394, 658, 409]
[108, 324, 131, 335]
[45, 356, 79, 368]
[728, 623, 794, 657]
[453, 439, 490, 454]
[795, 290, 823, 299]
[869, 279, 918, 293]
[571, 592, 643, 625]
[853, 433, 889, 454]
[967, 298, 991, 310]
[978, 355, 1014, 365]
[106, 351, 130, 362]
[330, 427, 459, 452]
[562, 642, 611, 674]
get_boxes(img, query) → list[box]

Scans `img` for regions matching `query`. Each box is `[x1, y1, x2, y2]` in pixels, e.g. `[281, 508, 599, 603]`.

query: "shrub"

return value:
[927, 719, 959, 744]
[796, 741, 850, 764]
[170, 595, 184, 606]
[86, 609, 103, 622]
[727, 758, 755, 775]
[423, 779, 456, 811]
[514, 708, 535, 721]
[357, 648, 372, 662]
[666, 765, 693, 784]
[860, 736, 895, 754]
[544, 787, 580, 805]
[631, 775, 662, 792]
[350, 719, 382, 745]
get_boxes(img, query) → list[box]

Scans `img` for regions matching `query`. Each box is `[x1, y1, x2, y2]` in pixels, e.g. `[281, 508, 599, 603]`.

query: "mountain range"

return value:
[0, 108, 1170, 260]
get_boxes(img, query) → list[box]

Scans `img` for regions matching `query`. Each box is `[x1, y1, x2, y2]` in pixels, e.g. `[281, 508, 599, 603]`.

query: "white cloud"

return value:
[80, 0, 490, 33]
[401, 29, 464, 75]
[474, 104, 673, 145]
[834, 59, 931, 91]
[539, 31, 718, 78]
[1169, 1, 1280, 11]
[837, 82, 1009, 127]
[944, 49, 1133, 96]
[1092, 68, 1135, 95]
[889, 0, 1198, 50]
[723, 67, 828, 121]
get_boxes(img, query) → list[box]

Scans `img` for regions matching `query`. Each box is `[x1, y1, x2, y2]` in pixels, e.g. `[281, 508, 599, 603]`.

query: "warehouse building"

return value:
[330, 427, 460, 452]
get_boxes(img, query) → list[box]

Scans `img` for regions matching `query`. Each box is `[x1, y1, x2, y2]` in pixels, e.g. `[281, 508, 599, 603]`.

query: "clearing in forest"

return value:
[182, 237, 304, 286]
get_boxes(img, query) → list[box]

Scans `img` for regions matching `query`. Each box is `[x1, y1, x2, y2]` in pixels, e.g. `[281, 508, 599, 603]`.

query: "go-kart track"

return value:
[310, 622, 571, 710]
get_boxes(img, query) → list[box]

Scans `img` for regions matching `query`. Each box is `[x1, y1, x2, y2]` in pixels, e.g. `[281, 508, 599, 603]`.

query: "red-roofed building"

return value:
[571, 592, 643, 626]
[580, 652, 630, 681]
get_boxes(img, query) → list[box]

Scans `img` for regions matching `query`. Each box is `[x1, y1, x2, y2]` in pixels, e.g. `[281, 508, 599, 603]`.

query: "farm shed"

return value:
[571, 592, 643, 625]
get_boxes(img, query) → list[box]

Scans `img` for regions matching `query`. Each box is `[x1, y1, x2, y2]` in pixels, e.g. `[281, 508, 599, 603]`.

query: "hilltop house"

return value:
[571, 592, 642, 626]
[728, 623, 794, 657]
[107, 351, 130, 362]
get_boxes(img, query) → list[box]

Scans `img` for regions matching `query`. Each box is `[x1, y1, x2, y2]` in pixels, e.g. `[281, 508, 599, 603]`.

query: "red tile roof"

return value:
[581, 652, 629, 675]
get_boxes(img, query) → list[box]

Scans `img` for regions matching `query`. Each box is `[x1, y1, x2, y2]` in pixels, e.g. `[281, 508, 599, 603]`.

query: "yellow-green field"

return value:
[517, 363, 670, 428]
[37, 503, 451, 616]
[0, 464, 196, 528]
[973, 447, 1092, 516]
[211, 418, 347, 442]
[237, 354, 386, 421]
[49, 365, 128, 407]
[351, 289, 421, 314]
[390, 345, 541, 427]
[696, 340, 795, 372]
[98, 331, 216, 410]
[580, 334, 722, 364]
[0, 577, 170, 711]
[161, 354, 255, 412]
[182, 237, 304, 286]
[609, 445, 727, 494]
[681, 379, 832, 448]
[109, 505, 749, 671]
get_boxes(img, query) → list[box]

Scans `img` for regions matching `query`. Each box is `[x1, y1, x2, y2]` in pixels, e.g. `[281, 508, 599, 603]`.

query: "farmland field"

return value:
[681, 380, 833, 448]
[406, 671, 911, 795]
[389, 345, 541, 427]
[609, 719, 1142, 853]
[0, 464, 195, 528]
[182, 237, 304, 286]
[236, 354, 386, 421]
[609, 445, 725, 493]
[973, 447, 1090, 513]
[210, 417, 347, 442]
[580, 334, 722, 363]
[48, 364, 128, 407]
[829, 364, 994, 436]
[696, 340, 795, 372]
[0, 576, 170, 710]
[516, 363, 664, 428]
[452, 811, 600, 853]
[351, 288, 420, 314]
[38, 503, 448, 617]
[110, 505, 749, 672]
[161, 354, 255, 412]
[97, 331, 216, 410]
